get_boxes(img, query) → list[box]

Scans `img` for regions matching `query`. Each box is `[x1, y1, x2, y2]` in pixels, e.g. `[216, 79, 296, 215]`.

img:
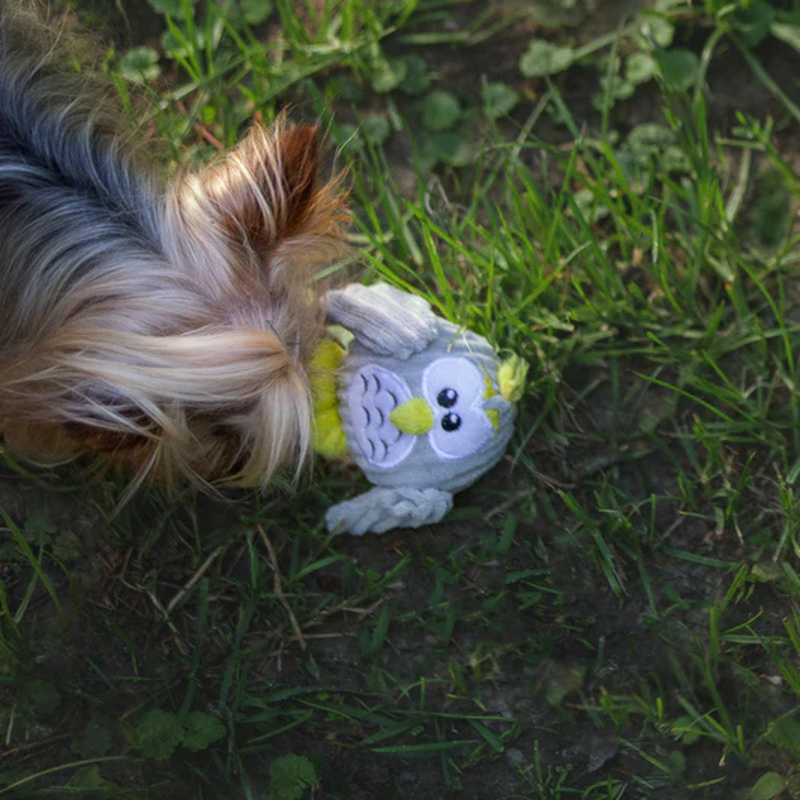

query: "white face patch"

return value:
[346, 365, 415, 469]
[422, 357, 494, 461]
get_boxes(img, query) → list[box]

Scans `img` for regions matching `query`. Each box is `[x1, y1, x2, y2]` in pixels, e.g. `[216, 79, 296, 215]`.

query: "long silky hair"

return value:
[0, 3, 348, 491]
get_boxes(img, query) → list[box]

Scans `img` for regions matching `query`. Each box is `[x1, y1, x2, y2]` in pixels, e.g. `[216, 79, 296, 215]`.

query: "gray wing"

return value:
[325, 487, 454, 536]
[324, 283, 439, 359]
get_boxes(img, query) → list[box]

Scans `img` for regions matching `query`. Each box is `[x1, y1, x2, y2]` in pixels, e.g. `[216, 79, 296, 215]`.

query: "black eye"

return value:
[441, 412, 461, 432]
[437, 388, 458, 408]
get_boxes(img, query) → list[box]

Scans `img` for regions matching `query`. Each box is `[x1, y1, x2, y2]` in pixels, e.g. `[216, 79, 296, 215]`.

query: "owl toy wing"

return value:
[324, 282, 439, 359]
[325, 487, 454, 536]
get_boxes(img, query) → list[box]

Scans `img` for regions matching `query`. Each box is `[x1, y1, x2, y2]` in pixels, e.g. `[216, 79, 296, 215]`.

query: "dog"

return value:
[0, 4, 348, 493]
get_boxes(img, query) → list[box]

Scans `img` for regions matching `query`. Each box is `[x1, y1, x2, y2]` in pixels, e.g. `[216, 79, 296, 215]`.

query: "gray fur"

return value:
[0, 6, 165, 346]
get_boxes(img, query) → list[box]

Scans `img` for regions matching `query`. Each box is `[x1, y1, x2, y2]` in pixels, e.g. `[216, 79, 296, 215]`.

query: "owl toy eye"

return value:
[437, 388, 458, 408]
[422, 356, 494, 461]
[441, 412, 461, 432]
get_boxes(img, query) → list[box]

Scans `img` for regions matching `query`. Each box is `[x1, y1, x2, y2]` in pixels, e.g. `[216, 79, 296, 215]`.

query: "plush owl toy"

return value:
[312, 283, 528, 536]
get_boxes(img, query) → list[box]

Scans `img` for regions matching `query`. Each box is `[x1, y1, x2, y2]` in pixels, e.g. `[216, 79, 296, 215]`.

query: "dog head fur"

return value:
[0, 4, 349, 491]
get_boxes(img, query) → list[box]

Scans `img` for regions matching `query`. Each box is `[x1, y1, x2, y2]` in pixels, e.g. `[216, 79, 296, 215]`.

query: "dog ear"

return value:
[269, 123, 320, 239]
[225, 123, 320, 250]
[167, 118, 347, 295]
[194, 121, 336, 256]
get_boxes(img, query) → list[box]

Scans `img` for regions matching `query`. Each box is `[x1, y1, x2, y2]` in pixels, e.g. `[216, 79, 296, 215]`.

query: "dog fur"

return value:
[0, 3, 348, 491]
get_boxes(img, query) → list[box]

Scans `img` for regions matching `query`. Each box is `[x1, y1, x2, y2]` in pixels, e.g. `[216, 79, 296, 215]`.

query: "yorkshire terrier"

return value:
[0, 4, 348, 492]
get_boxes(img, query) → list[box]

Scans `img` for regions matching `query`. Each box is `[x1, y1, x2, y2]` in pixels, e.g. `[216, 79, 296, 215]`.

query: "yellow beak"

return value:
[389, 398, 433, 435]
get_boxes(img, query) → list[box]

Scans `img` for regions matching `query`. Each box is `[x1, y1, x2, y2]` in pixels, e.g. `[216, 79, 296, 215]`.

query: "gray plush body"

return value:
[323, 283, 517, 535]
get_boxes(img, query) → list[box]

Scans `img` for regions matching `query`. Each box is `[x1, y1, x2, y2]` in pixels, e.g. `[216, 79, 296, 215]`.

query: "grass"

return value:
[3, 0, 800, 797]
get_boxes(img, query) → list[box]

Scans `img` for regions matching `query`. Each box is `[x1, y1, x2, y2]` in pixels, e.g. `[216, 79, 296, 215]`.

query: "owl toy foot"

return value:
[325, 487, 454, 536]
[315, 283, 528, 536]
